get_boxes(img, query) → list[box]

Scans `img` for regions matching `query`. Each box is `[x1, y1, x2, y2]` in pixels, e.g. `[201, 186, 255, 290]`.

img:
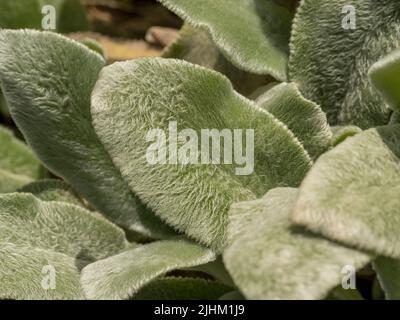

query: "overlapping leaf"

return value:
[223, 188, 370, 300]
[159, 0, 293, 81]
[81, 239, 216, 300]
[0, 30, 174, 239]
[91, 57, 311, 250]
[0, 193, 129, 299]
[256, 82, 332, 158]
[290, 0, 400, 128]
[163, 24, 269, 96]
[293, 125, 400, 259]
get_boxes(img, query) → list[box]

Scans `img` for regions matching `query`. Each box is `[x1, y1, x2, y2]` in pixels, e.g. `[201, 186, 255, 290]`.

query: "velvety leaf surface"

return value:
[163, 24, 269, 96]
[0, 243, 83, 300]
[159, 0, 293, 81]
[289, 0, 400, 128]
[81, 239, 216, 300]
[18, 179, 84, 207]
[133, 277, 231, 300]
[91, 57, 311, 250]
[369, 47, 400, 112]
[256, 82, 332, 158]
[0, 30, 174, 239]
[373, 257, 400, 300]
[0, 193, 128, 261]
[293, 125, 400, 259]
[223, 188, 370, 300]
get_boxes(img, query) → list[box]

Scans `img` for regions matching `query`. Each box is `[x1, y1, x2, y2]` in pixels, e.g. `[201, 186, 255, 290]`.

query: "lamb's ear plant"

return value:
[1, 0, 400, 300]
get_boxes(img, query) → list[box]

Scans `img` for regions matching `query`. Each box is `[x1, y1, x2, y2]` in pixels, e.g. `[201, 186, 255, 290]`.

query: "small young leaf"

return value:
[159, 0, 293, 80]
[331, 125, 362, 146]
[0, 30, 174, 239]
[256, 82, 332, 159]
[373, 257, 400, 300]
[223, 188, 370, 300]
[91, 57, 311, 250]
[369, 47, 400, 112]
[133, 277, 231, 300]
[290, 0, 400, 128]
[293, 125, 400, 259]
[81, 239, 216, 300]
[18, 179, 83, 207]
[163, 24, 269, 96]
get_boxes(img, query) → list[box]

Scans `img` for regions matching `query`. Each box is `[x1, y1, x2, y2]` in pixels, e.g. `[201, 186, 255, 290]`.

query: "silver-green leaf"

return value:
[293, 125, 400, 259]
[223, 188, 370, 300]
[91, 57, 311, 250]
[289, 0, 400, 128]
[0, 30, 174, 239]
[159, 0, 293, 81]
[81, 239, 216, 300]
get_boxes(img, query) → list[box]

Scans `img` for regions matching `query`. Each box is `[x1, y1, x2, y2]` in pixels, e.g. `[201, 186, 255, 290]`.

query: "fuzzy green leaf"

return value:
[133, 277, 231, 300]
[373, 257, 400, 300]
[0, 169, 32, 194]
[0, 193, 128, 261]
[163, 24, 269, 96]
[0, 243, 83, 300]
[369, 48, 400, 112]
[0, 193, 129, 300]
[91, 57, 311, 250]
[159, 0, 293, 81]
[0, 30, 174, 239]
[81, 239, 216, 300]
[289, 0, 400, 128]
[293, 125, 400, 259]
[256, 82, 332, 159]
[223, 188, 370, 300]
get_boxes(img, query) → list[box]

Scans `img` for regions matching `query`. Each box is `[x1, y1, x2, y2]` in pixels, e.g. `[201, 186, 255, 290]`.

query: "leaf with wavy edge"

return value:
[369, 47, 400, 112]
[293, 125, 400, 259]
[289, 0, 400, 128]
[159, 0, 293, 81]
[223, 188, 370, 300]
[0, 30, 174, 239]
[91, 57, 311, 250]
[256, 82, 332, 159]
[163, 24, 269, 96]
[81, 239, 216, 300]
